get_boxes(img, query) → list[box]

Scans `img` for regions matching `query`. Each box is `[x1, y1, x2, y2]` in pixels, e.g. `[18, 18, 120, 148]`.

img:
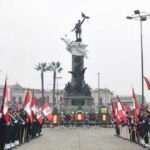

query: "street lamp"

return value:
[98, 73, 101, 105]
[56, 76, 62, 106]
[126, 10, 150, 105]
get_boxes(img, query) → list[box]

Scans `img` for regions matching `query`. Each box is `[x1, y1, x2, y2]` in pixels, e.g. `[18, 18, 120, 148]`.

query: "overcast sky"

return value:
[0, 0, 150, 100]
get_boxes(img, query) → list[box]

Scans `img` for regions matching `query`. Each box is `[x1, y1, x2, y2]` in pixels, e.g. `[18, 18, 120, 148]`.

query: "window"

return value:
[19, 96, 22, 104]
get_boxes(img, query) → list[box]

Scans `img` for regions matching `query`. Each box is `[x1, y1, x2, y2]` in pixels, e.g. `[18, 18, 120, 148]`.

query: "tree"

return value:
[47, 61, 62, 107]
[35, 63, 48, 103]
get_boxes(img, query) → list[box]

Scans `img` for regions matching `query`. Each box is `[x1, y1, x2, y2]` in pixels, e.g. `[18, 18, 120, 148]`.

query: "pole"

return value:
[140, 17, 144, 105]
[56, 77, 62, 109]
[98, 73, 100, 105]
[126, 10, 150, 106]
[57, 77, 58, 105]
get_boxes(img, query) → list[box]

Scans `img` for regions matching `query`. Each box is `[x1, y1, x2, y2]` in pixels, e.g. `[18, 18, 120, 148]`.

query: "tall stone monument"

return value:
[61, 13, 94, 113]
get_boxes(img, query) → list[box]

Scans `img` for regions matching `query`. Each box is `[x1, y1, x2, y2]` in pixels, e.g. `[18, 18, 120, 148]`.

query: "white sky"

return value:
[0, 0, 150, 100]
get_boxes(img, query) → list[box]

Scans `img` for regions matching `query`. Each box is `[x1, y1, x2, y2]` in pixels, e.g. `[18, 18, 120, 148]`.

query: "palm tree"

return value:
[48, 61, 62, 107]
[35, 63, 48, 101]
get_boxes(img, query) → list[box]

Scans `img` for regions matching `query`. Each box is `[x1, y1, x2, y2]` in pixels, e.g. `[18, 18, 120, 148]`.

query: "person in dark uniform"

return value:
[4, 108, 13, 150]
[139, 108, 149, 148]
[0, 112, 5, 150]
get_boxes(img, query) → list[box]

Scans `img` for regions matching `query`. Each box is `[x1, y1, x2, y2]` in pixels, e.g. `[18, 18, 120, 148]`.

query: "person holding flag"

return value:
[1, 79, 12, 150]
[36, 102, 43, 136]
[23, 89, 32, 142]
[31, 92, 37, 139]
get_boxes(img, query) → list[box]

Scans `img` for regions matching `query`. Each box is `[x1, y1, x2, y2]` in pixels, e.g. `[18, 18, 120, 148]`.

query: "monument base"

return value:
[62, 96, 95, 113]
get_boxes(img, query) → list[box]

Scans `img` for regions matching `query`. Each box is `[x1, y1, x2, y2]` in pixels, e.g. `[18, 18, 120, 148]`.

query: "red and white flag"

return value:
[16, 102, 21, 112]
[42, 102, 53, 121]
[132, 88, 140, 109]
[31, 92, 36, 119]
[23, 89, 32, 123]
[37, 103, 43, 124]
[115, 107, 121, 125]
[111, 101, 115, 120]
[1, 79, 10, 124]
[117, 96, 126, 122]
[144, 76, 150, 90]
[132, 88, 139, 122]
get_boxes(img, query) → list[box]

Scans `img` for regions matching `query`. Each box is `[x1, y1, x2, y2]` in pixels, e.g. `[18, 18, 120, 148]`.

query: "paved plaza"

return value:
[16, 127, 145, 150]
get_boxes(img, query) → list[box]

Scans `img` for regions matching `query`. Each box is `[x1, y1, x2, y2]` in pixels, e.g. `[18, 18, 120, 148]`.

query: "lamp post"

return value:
[126, 10, 150, 106]
[56, 76, 62, 107]
[98, 73, 100, 105]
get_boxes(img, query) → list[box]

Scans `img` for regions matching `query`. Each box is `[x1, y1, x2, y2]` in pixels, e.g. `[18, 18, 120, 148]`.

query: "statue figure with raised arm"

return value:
[71, 12, 89, 42]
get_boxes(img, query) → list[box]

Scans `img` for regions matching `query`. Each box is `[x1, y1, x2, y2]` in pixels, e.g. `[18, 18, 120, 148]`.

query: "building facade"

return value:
[91, 88, 113, 107]
[0, 83, 54, 106]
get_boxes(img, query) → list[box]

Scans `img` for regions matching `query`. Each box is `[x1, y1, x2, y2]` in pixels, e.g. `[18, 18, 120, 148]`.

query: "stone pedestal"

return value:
[62, 96, 94, 113]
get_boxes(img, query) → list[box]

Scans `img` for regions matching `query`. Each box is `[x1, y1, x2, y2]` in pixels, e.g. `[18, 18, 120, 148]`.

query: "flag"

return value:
[144, 76, 150, 90]
[132, 88, 140, 109]
[16, 102, 21, 112]
[37, 102, 43, 124]
[115, 107, 121, 125]
[111, 101, 115, 119]
[123, 104, 131, 114]
[117, 96, 126, 122]
[23, 89, 32, 123]
[132, 88, 139, 122]
[1, 79, 10, 124]
[42, 102, 53, 121]
[31, 92, 36, 120]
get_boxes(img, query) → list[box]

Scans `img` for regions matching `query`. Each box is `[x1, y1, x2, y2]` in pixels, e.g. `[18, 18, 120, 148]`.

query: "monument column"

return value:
[61, 13, 94, 113]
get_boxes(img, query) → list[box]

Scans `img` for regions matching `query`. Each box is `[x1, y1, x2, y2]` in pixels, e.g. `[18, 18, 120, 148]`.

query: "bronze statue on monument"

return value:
[61, 12, 94, 113]
[71, 12, 89, 42]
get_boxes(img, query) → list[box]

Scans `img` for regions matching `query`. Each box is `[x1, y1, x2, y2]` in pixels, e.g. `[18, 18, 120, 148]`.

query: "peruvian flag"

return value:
[1, 79, 10, 124]
[144, 76, 150, 90]
[132, 88, 139, 122]
[16, 102, 21, 112]
[23, 89, 32, 123]
[31, 92, 36, 119]
[117, 96, 126, 122]
[36, 103, 43, 124]
[42, 102, 53, 121]
[115, 107, 121, 125]
[111, 101, 115, 119]
[123, 104, 131, 114]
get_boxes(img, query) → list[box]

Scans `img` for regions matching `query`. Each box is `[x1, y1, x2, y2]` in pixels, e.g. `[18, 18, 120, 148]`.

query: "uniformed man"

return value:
[0, 111, 5, 150]
[139, 108, 149, 148]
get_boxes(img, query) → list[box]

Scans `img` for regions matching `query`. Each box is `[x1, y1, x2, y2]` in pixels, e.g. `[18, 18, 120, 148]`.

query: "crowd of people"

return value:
[0, 108, 42, 150]
[115, 108, 150, 149]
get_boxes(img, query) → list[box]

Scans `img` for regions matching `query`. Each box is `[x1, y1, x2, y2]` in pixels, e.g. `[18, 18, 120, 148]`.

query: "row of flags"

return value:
[111, 76, 150, 124]
[1, 79, 54, 125]
[1, 76, 150, 125]
[111, 89, 140, 125]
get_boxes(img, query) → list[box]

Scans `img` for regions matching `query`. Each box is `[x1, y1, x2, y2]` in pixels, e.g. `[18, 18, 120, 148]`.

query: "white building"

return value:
[91, 88, 113, 107]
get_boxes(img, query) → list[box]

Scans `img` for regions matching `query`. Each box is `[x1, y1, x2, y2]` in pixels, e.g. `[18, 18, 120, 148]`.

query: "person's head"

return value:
[78, 20, 81, 23]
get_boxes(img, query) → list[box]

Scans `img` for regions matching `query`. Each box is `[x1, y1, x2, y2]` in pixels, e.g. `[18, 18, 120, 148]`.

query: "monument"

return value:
[61, 13, 94, 113]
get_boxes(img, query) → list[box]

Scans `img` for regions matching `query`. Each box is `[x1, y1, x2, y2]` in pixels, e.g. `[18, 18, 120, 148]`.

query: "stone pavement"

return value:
[17, 127, 146, 150]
